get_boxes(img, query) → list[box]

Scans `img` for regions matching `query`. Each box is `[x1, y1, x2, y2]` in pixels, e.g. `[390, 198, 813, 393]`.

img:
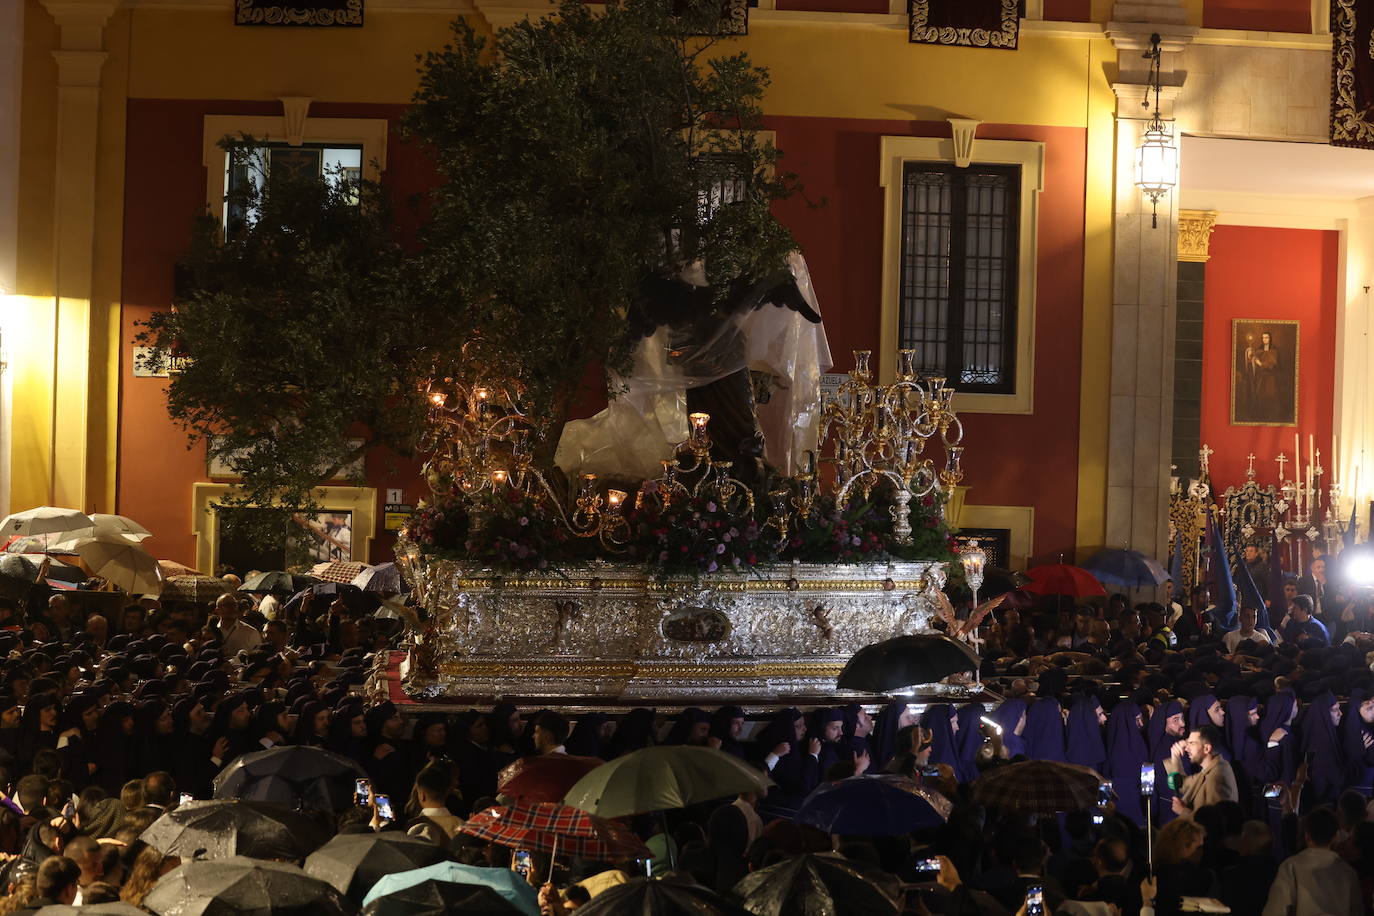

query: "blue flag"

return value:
[1207, 509, 1238, 631]
[1235, 551, 1274, 637]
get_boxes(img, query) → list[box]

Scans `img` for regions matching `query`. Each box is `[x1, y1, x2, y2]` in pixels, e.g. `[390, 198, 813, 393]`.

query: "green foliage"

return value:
[136, 142, 430, 534]
[404, 0, 799, 429]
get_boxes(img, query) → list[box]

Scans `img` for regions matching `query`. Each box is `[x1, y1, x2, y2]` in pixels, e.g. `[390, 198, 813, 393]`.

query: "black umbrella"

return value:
[361, 881, 525, 916]
[305, 833, 453, 902]
[33, 905, 150, 916]
[140, 800, 332, 861]
[577, 877, 749, 915]
[732, 853, 901, 916]
[143, 856, 355, 916]
[213, 745, 366, 814]
[285, 582, 377, 615]
[240, 571, 320, 595]
[836, 634, 980, 693]
[980, 566, 1031, 598]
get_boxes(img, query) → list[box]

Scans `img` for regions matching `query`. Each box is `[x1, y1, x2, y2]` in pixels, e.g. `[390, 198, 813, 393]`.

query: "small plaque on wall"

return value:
[235, 0, 363, 27]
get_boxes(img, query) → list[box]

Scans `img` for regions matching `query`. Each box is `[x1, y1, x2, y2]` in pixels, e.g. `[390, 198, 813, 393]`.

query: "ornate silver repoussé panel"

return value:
[400, 559, 953, 701]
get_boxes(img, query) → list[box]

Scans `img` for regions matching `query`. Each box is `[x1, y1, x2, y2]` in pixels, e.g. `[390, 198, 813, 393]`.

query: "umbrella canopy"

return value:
[1023, 563, 1107, 598]
[733, 853, 901, 916]
[140, 800, 332, 861]
[361, 881, 526, 916]
[313, 559, 369, 584]
[162, 574, 233, 604]
[304, 833, 452, 902]
[972, 760, 1104, 814]
[361, 862, 539, 915]
[461, 801, 648, 861]
[143, 856, 354, 916]
[285, 582, 376, 615]
[213, 745, 367, 814]
[973, 566, 1031, 600]
[33, 905, 150, 916]
[577, 877, 750, 916]
[159, 559, 201, 578]
[67, 534, 163, 594]
[1082, 548, 1169, 588]
[0, 506, 94, 540]
[240, 571, 321, 595]
[795, 776, 951, 836]
[835, 634, 980, 694]
[498, 754, 604, 804]
[351, 562, 407, 595]
[88, 512, 153, 540]
[563, 746, 772, 818]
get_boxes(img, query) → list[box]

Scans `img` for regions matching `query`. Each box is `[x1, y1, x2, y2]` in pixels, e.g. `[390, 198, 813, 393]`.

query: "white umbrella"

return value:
[0, 507, 95, 541]
[89, 513, 152, 541]
[69, 534, 163, 595]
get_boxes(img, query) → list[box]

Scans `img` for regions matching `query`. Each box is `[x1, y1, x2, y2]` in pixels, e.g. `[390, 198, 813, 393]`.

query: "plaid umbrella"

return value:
[972, 760, 1104, 814]
[161, 574, 233, 603]
[461, 801, 648, 861]
[158, 559, 200, 578]
[1023, 563, 1107, 598]
[313, 560, 369, 584]
[498, 754, 604, 804]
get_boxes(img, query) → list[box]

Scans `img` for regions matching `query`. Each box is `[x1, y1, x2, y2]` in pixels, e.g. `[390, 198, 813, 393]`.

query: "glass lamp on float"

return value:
[959, 539, 987, 685]
[1135, 33, 1178, 229]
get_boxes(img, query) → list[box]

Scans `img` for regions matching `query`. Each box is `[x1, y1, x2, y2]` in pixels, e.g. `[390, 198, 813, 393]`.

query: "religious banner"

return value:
[909, 0, 1019, 50]
[1332, 0, 1374, 147]
[234, 0, 362, 27]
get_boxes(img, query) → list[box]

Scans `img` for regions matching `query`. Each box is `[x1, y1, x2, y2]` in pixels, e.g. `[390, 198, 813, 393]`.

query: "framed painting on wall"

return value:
[1231, 319, 1298, 426]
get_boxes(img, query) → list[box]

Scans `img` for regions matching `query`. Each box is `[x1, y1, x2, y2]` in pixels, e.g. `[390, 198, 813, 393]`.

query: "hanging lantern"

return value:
[1134, 33, 1177, 229]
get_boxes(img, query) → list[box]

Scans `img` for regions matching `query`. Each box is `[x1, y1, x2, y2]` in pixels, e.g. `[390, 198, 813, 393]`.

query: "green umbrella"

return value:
[361, 862, 539, 915]
[562, 746, 772, 818]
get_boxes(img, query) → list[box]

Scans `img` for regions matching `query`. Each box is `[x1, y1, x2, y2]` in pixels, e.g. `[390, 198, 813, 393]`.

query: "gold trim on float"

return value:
[449, 577, 930, 593]
[441, 660, 846, 679]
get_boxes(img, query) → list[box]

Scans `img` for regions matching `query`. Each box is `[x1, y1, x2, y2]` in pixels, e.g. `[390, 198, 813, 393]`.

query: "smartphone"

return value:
[1263, 783, 1283, 799]
[643, 858, 653, 878]
[354, 778, 371, 807]
[61, 801, 75, 821]
[513, 849, 532, 880]
[1025, 884, 1045, 916]
[918, 764, 941, 777]
[1140, 763, 1156, 797]
[178, 792, 195, 806]
[914, 857, 941, 875]
[1098, 780, 1113, 805]
[375, 794, 393, 822]
[1092, 813, 1104, 825]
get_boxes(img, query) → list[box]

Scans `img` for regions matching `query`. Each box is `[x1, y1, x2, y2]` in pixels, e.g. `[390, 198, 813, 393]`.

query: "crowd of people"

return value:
[0, 555, 1369, 915]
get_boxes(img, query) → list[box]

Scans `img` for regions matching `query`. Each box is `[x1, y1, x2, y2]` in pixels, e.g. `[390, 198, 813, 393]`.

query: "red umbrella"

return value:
[497, 754, 604, 804]
[1023, 563, 1106, 598]
[460, 801, 648, 862]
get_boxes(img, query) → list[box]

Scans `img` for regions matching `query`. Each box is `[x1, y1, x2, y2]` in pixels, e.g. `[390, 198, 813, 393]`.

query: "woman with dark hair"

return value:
[291, 702, 330, 747]
[1344, 688, 1374, 795]
[708, 706, 746, 759]
[869, 700, 916, 772]
[1300, 690, 1346, 806]
[92, 701, 136, 794]
[17, 692, 58, 772]
[1022, 696, 1067, 762]
[988, 699, 1028, 759]
[1258, 689, 1299, 785]
[663, 708, 711, 746]
[605, 708, 655, 758]
[132, 700, 175, 780]
[1105, 700, 1149, 825]
[564, 713, 609, 758]
[1065, 694, 1107, 774]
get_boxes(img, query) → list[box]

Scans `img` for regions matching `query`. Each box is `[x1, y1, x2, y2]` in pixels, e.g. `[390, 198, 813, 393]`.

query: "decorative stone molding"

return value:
[947, 118, 980, 168]
[40, 0, 117, 50]
[1177, 210, 1218, 262]
[279, 97, 312, 147]
[50, 50, 107, 89]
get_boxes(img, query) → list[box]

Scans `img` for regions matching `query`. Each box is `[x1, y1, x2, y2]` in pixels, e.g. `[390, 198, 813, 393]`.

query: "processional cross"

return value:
[1276, 452, 1288, 483]
[1199, 444, 1214, 478]
[1245, 453, 1257, 479]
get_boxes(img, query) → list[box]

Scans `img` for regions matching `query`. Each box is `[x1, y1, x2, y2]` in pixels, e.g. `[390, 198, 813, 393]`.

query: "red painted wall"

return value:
[764, 116, 1087, 561]
[1199, 225, 1338, 497]
[121, 102, 1087, 568]
[1043, 0, 1091, 21]
[1203, 0, 1311, 33]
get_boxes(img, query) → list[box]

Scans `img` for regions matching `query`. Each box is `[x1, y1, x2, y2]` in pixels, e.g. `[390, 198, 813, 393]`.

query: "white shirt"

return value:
[1262, 847, 1363, 916]
[222, 620, 264, 654]
[1224, 627, 1273, 653]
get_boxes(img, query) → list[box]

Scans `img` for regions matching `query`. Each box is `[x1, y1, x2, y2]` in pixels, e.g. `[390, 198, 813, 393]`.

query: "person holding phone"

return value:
[1164, 725, 1238, 819]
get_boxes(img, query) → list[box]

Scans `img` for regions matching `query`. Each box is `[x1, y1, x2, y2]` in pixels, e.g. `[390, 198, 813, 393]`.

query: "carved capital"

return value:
[1177, 209, 1218, 262]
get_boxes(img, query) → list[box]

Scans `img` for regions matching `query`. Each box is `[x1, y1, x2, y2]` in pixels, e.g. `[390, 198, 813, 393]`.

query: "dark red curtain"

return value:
[1332, 0, 1374, 148]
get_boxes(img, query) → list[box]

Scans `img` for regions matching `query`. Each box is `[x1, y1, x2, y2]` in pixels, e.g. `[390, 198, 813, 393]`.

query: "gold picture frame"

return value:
[1230, 319, 1299, 427]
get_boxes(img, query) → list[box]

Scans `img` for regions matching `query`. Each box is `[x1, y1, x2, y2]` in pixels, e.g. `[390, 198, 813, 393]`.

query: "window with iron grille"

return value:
[898, 162, 1020, 395]
[696, 152, 749, 223]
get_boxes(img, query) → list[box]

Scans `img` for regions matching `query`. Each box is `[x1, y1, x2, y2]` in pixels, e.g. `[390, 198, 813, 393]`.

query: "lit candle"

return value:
[580, 473, 596, 498]
[606, 489, 627, 513]
[689, 412, 710, 441]
[429, 391, 447, 407]
[491, 468, 508, 485]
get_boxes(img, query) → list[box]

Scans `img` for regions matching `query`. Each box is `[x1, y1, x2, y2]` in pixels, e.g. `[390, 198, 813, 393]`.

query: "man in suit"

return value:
[1165, 724, 1238, 818]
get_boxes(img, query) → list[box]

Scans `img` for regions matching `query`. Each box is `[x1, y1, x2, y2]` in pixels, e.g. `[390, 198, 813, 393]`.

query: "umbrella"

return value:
[362, 862, 539, 915]
[304, 833, 451, 902]
[67, 534, 163, 594]
[0, 506, 94, 540]
[967, 566, 1031, 600]
[460, 801, 649, 861]
[795, 776, 951, 836]
[213, 745, 367, 814]
[972, 760, 1104, 814]
[140, 800, 332, 861]
[1023, 563, 1107, 598]
[1082, 547, 1169, 588]
[285, 582, 376, 615]
[143, 856, 353, 916]
[563, 746, 772, 818]
[240, 571, 321, 595]
[498, 754, 604, 804]
[835, 634, 980, 694]
[351, 562, 407, 595]
[88, 512, 153, 540]
[313, 559, 369, 584]
[361, 882, 526, 916]
[162, 574, 233, 604]
[159, 559, 200, 578]
[577, 877, 749, 916]
[733, 853, 901, 916]
[33, 905, 150, 916]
